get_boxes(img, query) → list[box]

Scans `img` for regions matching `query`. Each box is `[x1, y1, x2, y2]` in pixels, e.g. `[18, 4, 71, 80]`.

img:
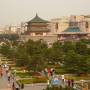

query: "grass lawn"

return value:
[18, 78, 34, 84]
[16, 72, 32, 78]
[18, 77, 48, 84]
[55, 68, 66, 74]
[66, 75, 90, 81]
[11, 65, 90, 81]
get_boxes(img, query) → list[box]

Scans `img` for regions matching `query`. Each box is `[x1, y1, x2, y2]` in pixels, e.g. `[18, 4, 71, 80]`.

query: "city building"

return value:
[51, 15, 90, 41]
[0, 27, 5, 34]
[20, 14, 57, 46]
[57, 27, 89, 41]
[4, 25, 21, 34]
[26, 14, 50, 36]
[51, 17, 69, 34]
[11, 14, 90, 44]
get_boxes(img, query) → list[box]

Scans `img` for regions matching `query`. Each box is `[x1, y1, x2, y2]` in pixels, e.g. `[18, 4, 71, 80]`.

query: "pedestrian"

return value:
[61, 75, 65, 83]
[67, 79, 71, 87]
[21, 83, 24, 89]
[44, 68, 48, 77]
[12, 82, 15, 90]
[61, 75, 65, 86]
[71, 79, 74, 87]
[6, 67, 9, 74]
[47, 80, 50, 86]
[0, 66, 2, 77]
[15, 82, 20, 90]
[7, 71, 11, 82]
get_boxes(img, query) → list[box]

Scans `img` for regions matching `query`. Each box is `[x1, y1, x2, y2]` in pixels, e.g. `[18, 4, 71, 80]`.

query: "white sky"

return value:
[0, 0, 90, 26]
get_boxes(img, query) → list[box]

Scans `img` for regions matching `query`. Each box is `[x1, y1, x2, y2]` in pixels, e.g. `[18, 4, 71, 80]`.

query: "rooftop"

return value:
[63, 27, 81, 32]
[28, 14, 49, 23]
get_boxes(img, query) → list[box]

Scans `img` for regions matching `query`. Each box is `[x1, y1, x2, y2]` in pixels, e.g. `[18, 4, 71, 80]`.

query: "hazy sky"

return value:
[0, 0, 90, 26]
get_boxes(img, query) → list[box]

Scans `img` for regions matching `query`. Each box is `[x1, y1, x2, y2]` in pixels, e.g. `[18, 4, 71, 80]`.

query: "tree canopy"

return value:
[0, 39, 90, 74]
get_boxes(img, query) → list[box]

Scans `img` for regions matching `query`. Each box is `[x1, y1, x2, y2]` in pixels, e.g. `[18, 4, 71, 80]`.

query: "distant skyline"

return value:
[0, 0, 90, 26]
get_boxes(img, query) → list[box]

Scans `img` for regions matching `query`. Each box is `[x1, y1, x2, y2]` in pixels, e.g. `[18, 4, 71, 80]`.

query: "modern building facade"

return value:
[50, 15, 90, 41]
[51, 17, 69, 34]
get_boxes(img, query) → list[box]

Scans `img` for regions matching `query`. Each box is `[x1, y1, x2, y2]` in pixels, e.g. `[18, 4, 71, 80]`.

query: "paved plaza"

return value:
[0, 71, 11, 90]
[0, 75, 46, 90]
[23, 84, 47, 90]
[0, 66, 47, 90]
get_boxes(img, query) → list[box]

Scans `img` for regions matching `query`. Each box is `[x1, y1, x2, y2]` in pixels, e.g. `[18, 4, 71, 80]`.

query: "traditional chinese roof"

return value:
[28, 14, 49, 23]
[63, 27, 81, 32]
[56, 27, 89, 35]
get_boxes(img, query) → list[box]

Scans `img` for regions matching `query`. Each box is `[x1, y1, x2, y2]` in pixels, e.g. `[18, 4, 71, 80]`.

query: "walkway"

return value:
[23, 83, 47, 90]
[0, 68, 11, 90]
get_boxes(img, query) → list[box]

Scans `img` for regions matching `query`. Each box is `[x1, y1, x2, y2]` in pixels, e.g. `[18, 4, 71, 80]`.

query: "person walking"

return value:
[67, 79, 71, 87]
[12, 82, 15, 90]
[0, 65, 3, 77]
[21, 83, 24, 89]
[71, 79, 74, 87]
[7, 71, 11, 82]
[15, 82, 20, 90]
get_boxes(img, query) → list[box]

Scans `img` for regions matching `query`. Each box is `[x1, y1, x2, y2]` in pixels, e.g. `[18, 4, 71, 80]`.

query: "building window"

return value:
[86, 22, 89, 28]
[69, 22, 78, 27]
[56, 23, 58, 31]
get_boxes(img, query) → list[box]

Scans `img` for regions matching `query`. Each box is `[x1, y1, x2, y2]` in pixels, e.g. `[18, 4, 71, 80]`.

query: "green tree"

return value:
[25, 40, 47, 55]
[45, 48, 64, 64]
[15, 52, 30, 67]
[75, 41, 87, 55]
[62, 41, 76, 53]
[52, 41, 62, 50]
[27, 54, 47, 71]
[64, 50, 90, 75]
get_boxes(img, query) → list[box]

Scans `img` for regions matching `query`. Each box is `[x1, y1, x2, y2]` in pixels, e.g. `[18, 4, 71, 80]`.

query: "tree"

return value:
[25, 40, 47, 55]
[80, 39, 90, 44]
[52, 41, 62, 50]
[62, 41, 76, 53]
[45, 48, 64, 64]
[75, 41, 87, 55]
[64, 50, 90, 75]
[27, 54, 47, 71]
[0, 43, 12, 58]
[15, 52, 30, 67]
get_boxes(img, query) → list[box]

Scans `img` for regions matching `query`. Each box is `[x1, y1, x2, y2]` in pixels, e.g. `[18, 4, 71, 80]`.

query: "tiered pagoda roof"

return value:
[28, 14, 49, 23]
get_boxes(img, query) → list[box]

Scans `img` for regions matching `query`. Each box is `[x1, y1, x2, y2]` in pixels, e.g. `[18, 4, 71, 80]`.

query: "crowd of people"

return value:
[0, 64, 24, 90]
[49, 75, 74, 88]
[42, 68, 75, 88]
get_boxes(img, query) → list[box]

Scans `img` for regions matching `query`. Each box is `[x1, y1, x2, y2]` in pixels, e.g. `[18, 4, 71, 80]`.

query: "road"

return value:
[23, 83, 47, 90]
